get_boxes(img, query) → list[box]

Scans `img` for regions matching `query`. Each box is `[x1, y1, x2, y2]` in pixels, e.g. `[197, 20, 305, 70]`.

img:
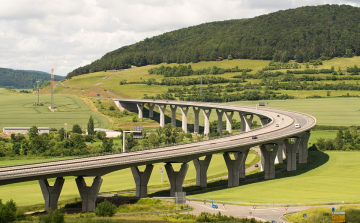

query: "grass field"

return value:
[190, 151, 360, 203]
[0, 153, 257, 206]
[0, 89, 111, 130]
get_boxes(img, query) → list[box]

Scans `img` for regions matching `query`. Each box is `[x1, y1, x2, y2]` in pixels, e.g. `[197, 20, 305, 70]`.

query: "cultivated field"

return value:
[0, 89, 111, 130]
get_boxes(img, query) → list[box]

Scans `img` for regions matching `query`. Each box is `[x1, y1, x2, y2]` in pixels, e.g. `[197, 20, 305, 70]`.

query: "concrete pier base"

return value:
[193, 155, 212, 187]
[223, 152, 246, 187]
[193, 107, 200, 134]
[202, 109, 211, 136]
[170, 105, 177, 127]
[239, 149, 250, 178]
[76, 176, 103, 212]
[285, 138, 300, 171]
[180, 106, 189, 133]
[299, 131, 310, 164]
[225, 112, 234, 133]
[165, 163, 189, 197]
[39, 177, 65, 211]
[157, 105, 166, 127]
[131, 164, 154, 198]
[260, 144, 279, 179]
[148, 104, 155, 118]
[136, 103, 144, 119]
[216, 109, 224, 134]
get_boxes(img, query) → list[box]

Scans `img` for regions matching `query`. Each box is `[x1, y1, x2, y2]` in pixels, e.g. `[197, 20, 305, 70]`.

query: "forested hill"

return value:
[0, 68, 64, 89]
[67, 4, 360, 79]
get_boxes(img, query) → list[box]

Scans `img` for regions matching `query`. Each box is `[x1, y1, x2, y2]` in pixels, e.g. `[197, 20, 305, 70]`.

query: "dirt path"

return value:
[81, 98, 114, 127]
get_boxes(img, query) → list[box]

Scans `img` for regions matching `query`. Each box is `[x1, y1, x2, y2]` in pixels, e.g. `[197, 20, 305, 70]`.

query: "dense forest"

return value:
[0, 68, 64, 89]
[67, 4, 360, 79]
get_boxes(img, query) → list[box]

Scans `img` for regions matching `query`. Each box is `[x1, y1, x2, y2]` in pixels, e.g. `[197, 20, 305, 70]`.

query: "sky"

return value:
[1, 0, 360, 76]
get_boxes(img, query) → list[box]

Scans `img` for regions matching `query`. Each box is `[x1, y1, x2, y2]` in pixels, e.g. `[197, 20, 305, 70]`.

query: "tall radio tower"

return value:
[51, 68, 54, 109]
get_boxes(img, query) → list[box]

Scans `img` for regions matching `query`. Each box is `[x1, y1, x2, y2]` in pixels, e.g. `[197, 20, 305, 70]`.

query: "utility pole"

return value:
[36, 81, 40, 105]
[51, 68, 54, 109]
[122, 130, 142, 152]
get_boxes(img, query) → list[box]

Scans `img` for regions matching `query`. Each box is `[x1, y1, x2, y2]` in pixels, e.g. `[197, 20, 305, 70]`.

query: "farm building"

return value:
[3, 127, 50, 135]
[86, 128, 122, 138]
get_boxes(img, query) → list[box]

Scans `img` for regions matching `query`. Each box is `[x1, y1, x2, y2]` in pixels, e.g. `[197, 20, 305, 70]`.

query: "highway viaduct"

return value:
[0, 99, 315, 212]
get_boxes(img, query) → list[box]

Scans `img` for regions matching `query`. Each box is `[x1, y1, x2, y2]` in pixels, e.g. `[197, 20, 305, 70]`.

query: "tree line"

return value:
[67, 5, 360, 79]
[316, 127, 360, 151]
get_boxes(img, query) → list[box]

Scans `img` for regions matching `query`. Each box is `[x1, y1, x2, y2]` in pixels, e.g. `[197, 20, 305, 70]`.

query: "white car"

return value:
[295, 123, 301, 128]
[276, 124, 279, 127]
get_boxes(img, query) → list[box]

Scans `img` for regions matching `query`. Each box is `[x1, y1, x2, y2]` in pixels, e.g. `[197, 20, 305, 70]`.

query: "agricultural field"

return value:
[190, 151, 360, 203]
[0, 89, 111, 130]
[0, 153, 257, 206]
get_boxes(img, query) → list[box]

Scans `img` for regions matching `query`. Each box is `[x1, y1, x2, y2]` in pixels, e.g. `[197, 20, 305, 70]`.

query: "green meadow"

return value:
[190, 151, 360, 203]
[0, 89, 111, 130]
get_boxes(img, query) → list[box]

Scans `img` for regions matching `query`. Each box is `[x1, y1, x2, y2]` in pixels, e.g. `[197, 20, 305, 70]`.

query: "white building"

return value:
[3, 127, 50, 135]
[86, 128, 122, 138]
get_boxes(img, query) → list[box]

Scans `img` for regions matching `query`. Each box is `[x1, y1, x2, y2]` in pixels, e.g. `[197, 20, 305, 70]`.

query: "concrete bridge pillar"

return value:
[193, 155, 212, 187]
[216, 109, 224, 134]
[239, 148, 250, 178]
[299, 131, 311, 164]
[276, 141, 285, 164]
[193, 107, 200, 134]
[39, 177, 65, 211]
[202, 109, 211, 136]
[136, 103, 144, 119]
[260, 144, 279, 179]
[157, 104, 167, 127]
[258, 115, 270, 127]
[148, 103, 155, 118]
[223, 151, 246, 187]
[131, 164, 154, 198]
[239, 112, 253, 132]
[76, 176, 103, 212]
[224, 111, 234, 133]
[180, 106, 189, 133]
[170, 105, 177, 127]
[165, 163, 189, 197]
[285, 138, 300, 171]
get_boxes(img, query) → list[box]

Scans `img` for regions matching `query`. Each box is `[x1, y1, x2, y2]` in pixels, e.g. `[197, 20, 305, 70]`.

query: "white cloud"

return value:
[0, 0, 359, 76]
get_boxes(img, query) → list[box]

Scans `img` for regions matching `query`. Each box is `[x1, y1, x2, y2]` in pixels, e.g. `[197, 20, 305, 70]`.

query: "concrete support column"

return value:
[276, 141, 285, 164]
[193, 155, 212, 187]
[239, 112, 253, 132]
[76, 176, 103, 212]
[224, 112, 234, 133]
[239, 149, 250, 178]
[223, 152, 246, 187]
[136, 103, 144, 119]
[148, 104, 155, 118]
[216, 109, 224, 134]
[285, 138, 301, 171]
[260, 144, 279, 179]
[165, 163, 189, 197]
[299, 131, 311, 164]
[259, 115, 269, 127]
[39, 177, 65, 211]
[202, 109, 211, 136]
[170, 105, 177, 127]
[180, 106, 189, 133]
[193, 107, 200, 134]
[131, 164, 154, 198]
[157, 104, 166, 127]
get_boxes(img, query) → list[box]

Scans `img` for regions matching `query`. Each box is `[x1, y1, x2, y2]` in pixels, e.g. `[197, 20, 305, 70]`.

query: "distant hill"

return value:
[67, 4, 360, 79]
[0, 68, 65, 89]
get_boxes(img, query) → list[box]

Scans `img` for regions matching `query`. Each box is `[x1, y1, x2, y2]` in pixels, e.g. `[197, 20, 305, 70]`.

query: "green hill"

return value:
[0, 68, 64, 89]
[67, 4, 360, 78]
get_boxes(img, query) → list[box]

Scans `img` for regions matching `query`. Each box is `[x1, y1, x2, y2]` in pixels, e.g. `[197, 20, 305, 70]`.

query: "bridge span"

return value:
[0, 99, 315, 212]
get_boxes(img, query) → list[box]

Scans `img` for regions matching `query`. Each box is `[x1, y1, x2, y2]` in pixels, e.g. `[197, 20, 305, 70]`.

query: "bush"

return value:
[108, 106, 115, 111]
[185, 132, 192, 139]
[0, 199, 17, 223]
[38, 209, 64, 223]
[94, 200, 117, 217]
[132, 115, 138, 122]
[96, 131, 107, 140]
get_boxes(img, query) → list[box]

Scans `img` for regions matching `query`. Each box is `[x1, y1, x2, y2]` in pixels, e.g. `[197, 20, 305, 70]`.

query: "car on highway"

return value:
[252, 136, 258, 139]
[276, 124, 279, 127]
[295, 123, 301, 128]
[277, 114, 280, 117]
[255, 164, 259, 167]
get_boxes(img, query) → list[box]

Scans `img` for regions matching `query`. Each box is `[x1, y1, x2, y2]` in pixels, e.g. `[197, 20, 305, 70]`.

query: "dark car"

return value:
[277, 114, 280, 117]
[255, 164, 259, 167]
[252, 136, 258, 139]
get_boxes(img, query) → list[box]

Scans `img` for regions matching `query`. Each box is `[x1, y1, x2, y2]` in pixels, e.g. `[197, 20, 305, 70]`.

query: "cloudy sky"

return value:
[1, 0, 359, 76]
